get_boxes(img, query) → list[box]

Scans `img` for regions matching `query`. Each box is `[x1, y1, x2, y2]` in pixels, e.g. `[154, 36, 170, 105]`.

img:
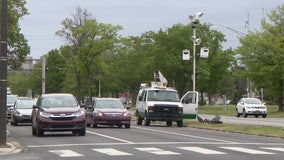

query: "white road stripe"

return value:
[49, 150, 83, 157]
[133, 126, 236, 143]
[86, 130, 134, 144]
[261, 147, 284, 152]
[93, 148, 132, 156]
[135, 147, 180, 155]
[220, 147, 275, 154]
[178, 147, 226, 154]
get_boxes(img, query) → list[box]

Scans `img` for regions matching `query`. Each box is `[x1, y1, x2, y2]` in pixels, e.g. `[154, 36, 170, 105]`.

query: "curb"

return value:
[0, 142, 23, 155]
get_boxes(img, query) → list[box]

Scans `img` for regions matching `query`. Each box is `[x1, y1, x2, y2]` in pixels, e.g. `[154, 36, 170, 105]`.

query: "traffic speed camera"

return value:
[182, 49, 190, 60]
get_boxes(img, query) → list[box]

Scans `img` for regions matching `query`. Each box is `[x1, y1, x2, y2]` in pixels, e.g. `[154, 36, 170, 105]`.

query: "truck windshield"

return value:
[147, 90, 179, 102]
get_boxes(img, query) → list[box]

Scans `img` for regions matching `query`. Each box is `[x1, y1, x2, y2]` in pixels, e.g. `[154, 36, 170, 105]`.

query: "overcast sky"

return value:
[19, 0, 283, 59]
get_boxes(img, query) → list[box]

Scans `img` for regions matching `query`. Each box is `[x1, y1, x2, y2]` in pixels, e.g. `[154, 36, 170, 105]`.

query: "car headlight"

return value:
[95, 111, 103, 117]
[74, 110, 84, 117]
[14, 110, 22, 116]
[40, 111, 51, 118]
[123, 111, 131, 117]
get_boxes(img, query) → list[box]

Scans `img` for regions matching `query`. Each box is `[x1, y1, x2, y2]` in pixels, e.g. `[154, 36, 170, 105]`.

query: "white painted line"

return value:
[262, 147, 284, 152]
[86, 130, 134, 144]
[49, 150, 84, 157]
[219, 147, 275, 154]
[178, 147, 226, 154]
[93, 148, 132, 156]
[133, 126, 236, 143]
[135, 147, 180, 155]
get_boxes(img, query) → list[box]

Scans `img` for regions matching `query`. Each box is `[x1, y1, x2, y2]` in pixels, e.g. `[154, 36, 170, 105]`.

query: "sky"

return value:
[19, 0, 283, 59]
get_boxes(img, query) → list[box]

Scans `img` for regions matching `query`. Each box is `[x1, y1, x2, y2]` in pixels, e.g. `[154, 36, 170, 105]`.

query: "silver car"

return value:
[236, 98, 267, 118]
[11, 98, 37, 125]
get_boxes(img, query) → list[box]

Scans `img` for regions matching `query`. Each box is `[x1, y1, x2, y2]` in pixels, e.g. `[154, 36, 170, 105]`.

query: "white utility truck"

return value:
[135, 71, 198, 127]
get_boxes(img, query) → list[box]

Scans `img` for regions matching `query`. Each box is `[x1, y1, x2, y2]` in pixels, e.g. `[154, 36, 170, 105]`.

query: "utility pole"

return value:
[0, 0, 8, 146]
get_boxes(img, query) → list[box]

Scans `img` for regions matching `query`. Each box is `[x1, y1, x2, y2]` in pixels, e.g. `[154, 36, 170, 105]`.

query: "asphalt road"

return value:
[3, 120, 284, 160]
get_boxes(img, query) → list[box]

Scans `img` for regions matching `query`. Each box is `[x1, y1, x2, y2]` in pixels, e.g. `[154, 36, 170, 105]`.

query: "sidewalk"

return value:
[0, 131, 23, 155]
[0, 142, 22, 155]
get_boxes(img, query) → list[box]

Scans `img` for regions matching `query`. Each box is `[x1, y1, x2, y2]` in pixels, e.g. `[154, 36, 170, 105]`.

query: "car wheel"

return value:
[263, 114, 267, 118]
[243, 109, 247, 118]
[91, 120, 98, 128]
[118, 124, 123, 128]
[32, 127, 37, 136]
[166, 121, 172, 127]
[236, 108, 240, 117]
[125, 123, 130, 129]
[177, 120, 183, 127]
[255, 115, 259, 118]
[36, 126, 44, 137]
[13, 119, 18, 126]
[78, 128, 86, 136]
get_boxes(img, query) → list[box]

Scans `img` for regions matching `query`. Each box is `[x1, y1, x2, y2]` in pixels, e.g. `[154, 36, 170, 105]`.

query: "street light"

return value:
[189, 12, 203, 91]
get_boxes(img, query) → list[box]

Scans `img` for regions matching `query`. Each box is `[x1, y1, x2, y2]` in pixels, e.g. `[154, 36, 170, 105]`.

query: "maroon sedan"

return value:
[31, 93, 86, 137]
[86, 98, 131, 128]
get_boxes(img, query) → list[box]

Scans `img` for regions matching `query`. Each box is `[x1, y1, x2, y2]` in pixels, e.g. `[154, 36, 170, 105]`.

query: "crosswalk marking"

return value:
[92, 148, 133, 156]
[178, 147, 226, 154]
[219, 147, 275, 154]
[135, 147, 180, 155]
[261, 147, 284, 152]
[48, 146, 284, 157]
[49, 150, 84, 157]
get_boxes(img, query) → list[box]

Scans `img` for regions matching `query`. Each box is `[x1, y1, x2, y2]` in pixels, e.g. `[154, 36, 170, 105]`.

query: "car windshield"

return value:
[147, 90, 179, 102]
[42, 95, 78, 107]
[17, 100, 37, 109]
[95, 100, 124, 109]
[245, 98, 262, 104]
[7, 96, 18, 104]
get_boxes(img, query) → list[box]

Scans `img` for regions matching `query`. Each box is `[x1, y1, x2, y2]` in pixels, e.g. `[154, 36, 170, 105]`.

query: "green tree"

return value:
[56, 7, 122, 102]
[237, 4, 284, 111]
[45, 50, 66, 93]
[0, 0, 30, 69]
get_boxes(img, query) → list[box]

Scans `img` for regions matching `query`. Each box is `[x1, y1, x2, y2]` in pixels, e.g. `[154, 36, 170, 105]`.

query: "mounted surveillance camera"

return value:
[191, 36, 196, 41]
[189, 15, 194, 20]
[196, 12, 204, 18]
[195, 38, 202, 45]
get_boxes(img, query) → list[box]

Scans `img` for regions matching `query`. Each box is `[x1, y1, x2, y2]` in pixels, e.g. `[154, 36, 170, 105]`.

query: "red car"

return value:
[86, 98, 131, 128]
[31, 93, 86, 137]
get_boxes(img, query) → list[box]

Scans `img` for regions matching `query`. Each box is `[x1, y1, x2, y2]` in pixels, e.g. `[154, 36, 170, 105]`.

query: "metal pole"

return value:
[192, 27, 196, 92]
[0, 0, 8, 146]
[42, 56, 46, 94]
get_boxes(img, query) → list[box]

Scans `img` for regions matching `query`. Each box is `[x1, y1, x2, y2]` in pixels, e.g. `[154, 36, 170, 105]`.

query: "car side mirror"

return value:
[33, 105, 39, 109]
[138, 96, 142, 101]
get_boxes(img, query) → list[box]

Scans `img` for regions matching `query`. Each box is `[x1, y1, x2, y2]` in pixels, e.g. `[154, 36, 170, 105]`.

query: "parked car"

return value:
[11, 98, 37, 126]
[31, 93, 86, 137]
[86, 98, 131, 128]
[236, 98, 267, 118]
[6, 95, 18, 119]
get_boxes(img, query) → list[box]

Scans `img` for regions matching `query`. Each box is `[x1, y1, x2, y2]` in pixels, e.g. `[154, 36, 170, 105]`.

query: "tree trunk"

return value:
[278, 96, 284, 111]
[76, 73, 81, 104]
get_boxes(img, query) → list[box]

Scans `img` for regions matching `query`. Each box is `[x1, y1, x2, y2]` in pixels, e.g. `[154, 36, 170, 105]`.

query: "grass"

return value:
[187, 104, 284, 138]
[198, 104, 284, 118]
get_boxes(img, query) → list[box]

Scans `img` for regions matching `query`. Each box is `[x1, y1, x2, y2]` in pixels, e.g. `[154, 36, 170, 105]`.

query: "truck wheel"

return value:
[177, 120, 183, 127]
[137, 116, 143, 125]
[144, 112, 150, 126]
[166, 121, 172, 127]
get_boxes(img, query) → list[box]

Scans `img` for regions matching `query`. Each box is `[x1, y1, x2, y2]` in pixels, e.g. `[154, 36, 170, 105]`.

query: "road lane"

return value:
[4, 122, 284, 160]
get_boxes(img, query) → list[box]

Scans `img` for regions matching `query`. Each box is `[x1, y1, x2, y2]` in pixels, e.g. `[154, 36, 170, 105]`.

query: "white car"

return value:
[236, 98, 267, 118]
